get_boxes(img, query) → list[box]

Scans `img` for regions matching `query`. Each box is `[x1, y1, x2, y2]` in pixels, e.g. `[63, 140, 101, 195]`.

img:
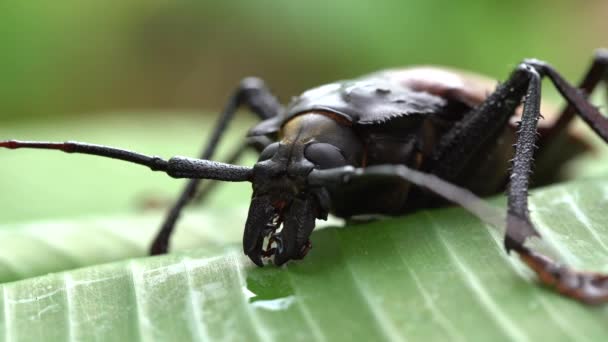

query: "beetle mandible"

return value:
[2, 50, 608, 304]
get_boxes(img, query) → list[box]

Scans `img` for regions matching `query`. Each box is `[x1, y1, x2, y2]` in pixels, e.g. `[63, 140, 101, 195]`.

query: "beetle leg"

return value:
[524, 58, 608, 142]
[540, 49, 608, 143]
[504, 64, 543, 251]
[502, 60, 608, 303]
[429, 65, 529, 181]
[428, 55, 608, 251]
[524, 51, 608, 186]
[518, 247, 608, 304]
[425, 63, 544, 247]
[429, 50, 608, 182]
[150, 78, 283, 255]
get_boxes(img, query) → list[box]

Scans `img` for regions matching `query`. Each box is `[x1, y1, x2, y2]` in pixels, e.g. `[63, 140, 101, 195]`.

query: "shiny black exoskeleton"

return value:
[3, 50, 608, 304]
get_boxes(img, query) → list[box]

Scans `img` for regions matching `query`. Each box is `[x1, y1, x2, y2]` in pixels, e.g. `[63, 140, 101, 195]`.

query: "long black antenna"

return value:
[1, 140, 169, 171]
[0, 140, 253, 181]
[309, 165, 505, 230]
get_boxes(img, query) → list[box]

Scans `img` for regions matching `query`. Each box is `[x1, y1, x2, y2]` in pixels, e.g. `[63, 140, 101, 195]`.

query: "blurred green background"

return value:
[1, 0, 607, 121]
[0, 0, 607, 222]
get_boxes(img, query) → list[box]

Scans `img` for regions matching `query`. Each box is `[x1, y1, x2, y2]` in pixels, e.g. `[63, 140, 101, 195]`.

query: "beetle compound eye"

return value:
[258, 142, 280, 161]
[305, 143, 347, 169]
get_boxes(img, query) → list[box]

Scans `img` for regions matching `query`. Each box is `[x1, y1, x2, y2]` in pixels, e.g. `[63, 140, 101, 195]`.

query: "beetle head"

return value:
[243, 141, 332, 266]
[244, 112, 363, 266]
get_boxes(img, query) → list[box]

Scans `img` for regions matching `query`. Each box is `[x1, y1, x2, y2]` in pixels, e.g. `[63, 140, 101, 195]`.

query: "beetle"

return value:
[2, 50, 608, 304]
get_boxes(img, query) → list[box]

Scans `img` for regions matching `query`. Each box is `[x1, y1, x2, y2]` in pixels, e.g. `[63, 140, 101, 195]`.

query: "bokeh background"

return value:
[1, 0, 607, 222]
[2, 0, 607, 121]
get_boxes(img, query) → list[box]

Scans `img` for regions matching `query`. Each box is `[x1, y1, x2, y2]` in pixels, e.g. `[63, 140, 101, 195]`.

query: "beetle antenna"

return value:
[0, 140, 253, 182]
[310, 165, 561, 266]
[309, 165, 506, 230]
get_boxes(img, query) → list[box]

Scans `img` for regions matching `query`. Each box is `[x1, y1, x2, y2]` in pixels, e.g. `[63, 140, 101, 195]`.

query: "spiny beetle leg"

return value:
[525, 58, 608, 142]
[487, 58, 608, 303]
[503, 60, 608, 303]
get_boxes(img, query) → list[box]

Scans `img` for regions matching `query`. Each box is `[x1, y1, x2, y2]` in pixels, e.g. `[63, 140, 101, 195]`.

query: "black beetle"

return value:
[2, 50, 608, 304]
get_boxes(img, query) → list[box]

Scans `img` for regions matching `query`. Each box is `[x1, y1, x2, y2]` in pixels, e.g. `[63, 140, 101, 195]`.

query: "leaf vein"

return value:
[428, 213, 530, 342]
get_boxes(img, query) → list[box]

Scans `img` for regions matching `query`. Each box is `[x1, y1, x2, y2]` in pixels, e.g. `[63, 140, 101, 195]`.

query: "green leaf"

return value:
[2, 112, 608, 340]
[0, 209, 247, 284]
[2, 177, 608, 341]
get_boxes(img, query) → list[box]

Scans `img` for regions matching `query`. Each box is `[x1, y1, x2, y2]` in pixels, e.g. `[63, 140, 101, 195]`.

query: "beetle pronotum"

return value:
[2, 50, 608, 304]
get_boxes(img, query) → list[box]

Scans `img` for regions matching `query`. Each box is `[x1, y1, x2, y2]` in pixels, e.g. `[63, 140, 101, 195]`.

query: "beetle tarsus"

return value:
[518, 249, 608, 304]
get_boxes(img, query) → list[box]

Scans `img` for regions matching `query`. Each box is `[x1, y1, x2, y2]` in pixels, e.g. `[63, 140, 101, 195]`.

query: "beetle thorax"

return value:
[279, 112, 363, 167]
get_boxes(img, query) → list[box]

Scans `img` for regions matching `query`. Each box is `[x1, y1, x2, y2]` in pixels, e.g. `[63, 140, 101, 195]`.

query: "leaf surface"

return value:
[2, 113, 608, 341]
[2, 178, 608, 341]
